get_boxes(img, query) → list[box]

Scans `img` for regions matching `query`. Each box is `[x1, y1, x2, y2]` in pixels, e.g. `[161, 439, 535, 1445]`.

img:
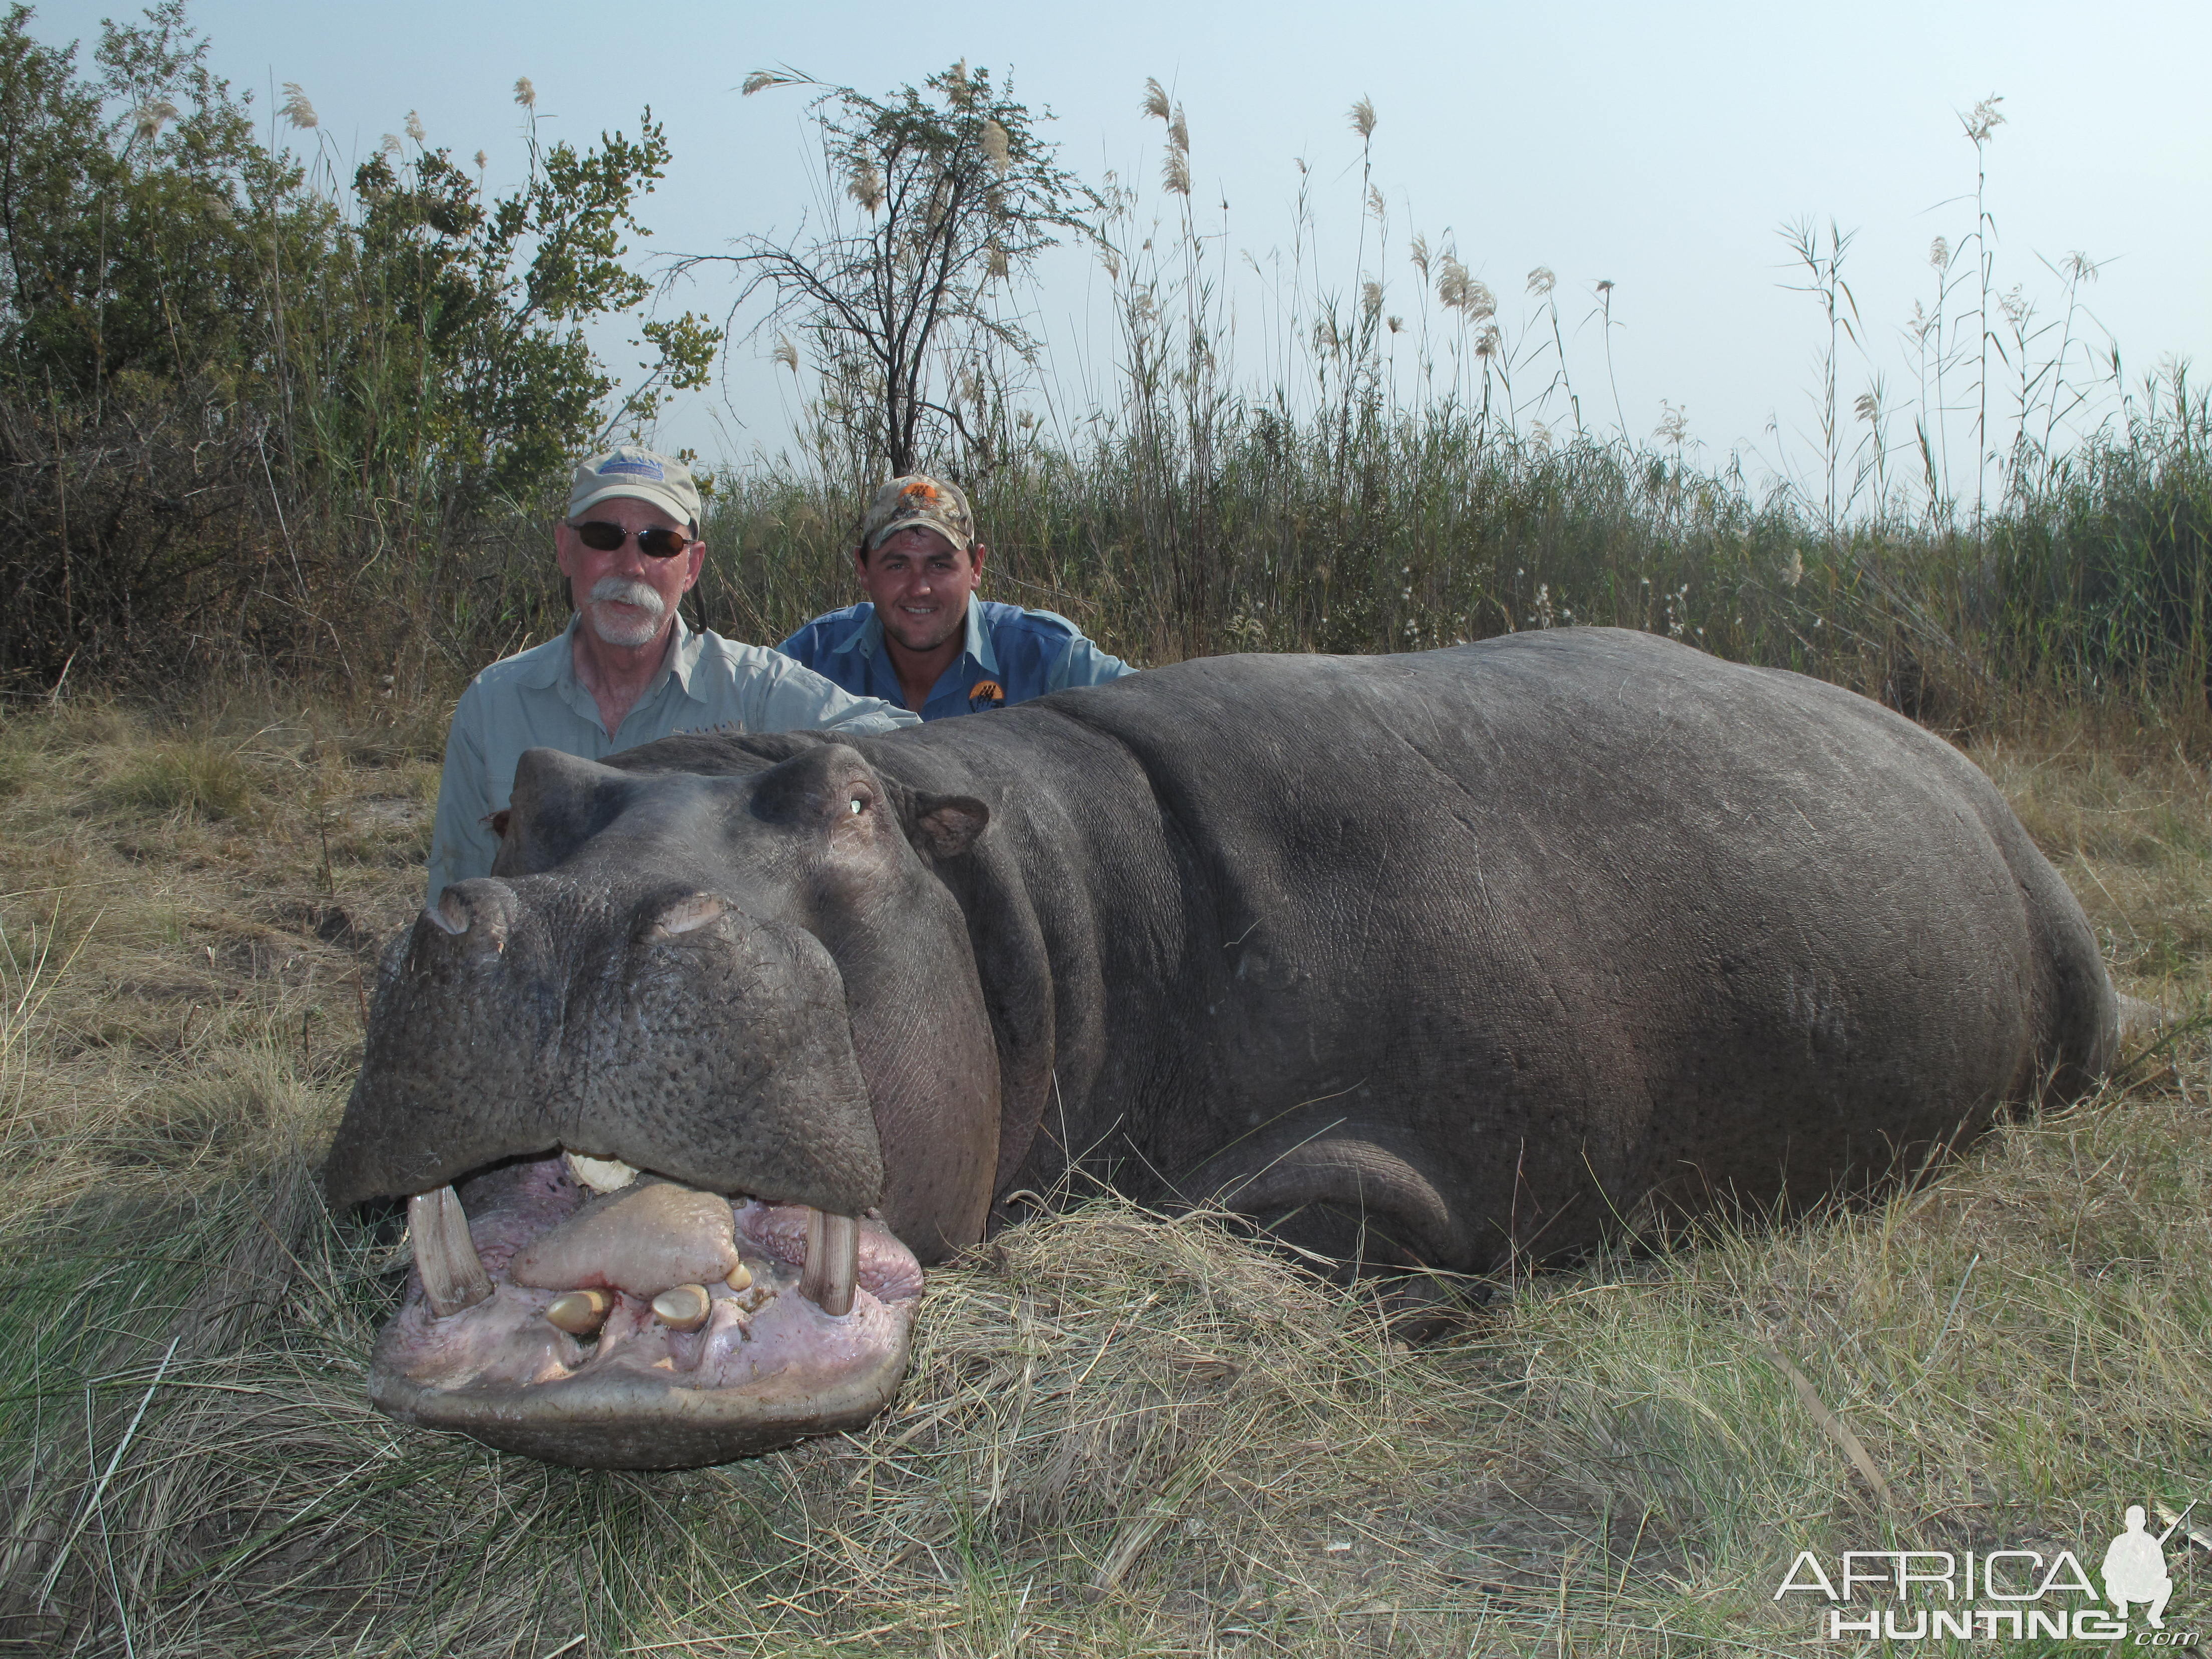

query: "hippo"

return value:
[324, 628, 2115, 1468]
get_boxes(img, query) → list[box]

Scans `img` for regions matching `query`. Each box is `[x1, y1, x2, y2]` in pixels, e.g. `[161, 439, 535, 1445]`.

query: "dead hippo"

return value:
[324, 628, 2115, 1468]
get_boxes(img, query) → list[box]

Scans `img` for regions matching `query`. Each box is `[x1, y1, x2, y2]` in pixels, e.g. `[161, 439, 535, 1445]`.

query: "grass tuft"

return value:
[100, 740, 265, 823]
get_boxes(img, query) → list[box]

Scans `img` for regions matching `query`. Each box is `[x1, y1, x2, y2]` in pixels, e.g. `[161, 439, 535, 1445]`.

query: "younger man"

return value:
[778, 474, 1134, 718]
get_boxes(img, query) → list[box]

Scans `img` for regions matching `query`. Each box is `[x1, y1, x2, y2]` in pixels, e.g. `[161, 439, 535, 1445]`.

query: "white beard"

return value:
[586, 577, 667, 647]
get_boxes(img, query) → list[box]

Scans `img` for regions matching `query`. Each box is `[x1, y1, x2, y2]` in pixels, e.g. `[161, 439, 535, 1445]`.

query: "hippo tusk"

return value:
[797, 1209, 858, 1316]
[408, 1186, 492, 1316]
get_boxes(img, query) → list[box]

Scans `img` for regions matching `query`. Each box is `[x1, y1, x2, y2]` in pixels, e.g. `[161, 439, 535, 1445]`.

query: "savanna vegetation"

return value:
[0, 5, 2207, 1654]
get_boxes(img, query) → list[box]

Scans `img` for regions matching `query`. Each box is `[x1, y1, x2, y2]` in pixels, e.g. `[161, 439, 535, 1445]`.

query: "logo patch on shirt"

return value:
[967, 679, 1006, 710]
[599, 456, 666, 480]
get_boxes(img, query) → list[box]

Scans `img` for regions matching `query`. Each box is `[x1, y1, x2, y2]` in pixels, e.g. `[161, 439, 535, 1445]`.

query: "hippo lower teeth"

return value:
[355, 1155, 927, 1467]
[797, 1210, 858, 1316]
[407, 1186, 491, 1317]
[651, 1283, 712, 1331]
[544, 1288, 612, 1336]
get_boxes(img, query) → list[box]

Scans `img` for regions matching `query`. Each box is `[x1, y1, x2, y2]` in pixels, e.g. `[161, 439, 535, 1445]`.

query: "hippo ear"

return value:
[904, 791, 990, 861]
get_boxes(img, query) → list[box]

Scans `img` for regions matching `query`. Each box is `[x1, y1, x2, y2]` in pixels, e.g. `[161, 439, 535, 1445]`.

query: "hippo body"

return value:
[327, 629, 2114, 1466]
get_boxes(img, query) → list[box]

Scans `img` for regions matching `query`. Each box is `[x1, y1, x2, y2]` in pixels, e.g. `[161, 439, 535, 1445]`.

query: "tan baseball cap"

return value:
[567, 445, 702, 527]
[859, 473, 975, 554]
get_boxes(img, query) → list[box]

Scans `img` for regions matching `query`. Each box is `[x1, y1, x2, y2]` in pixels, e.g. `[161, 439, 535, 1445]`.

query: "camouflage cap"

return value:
[858, 474, 975, 554]
[567, 445, 701, 528]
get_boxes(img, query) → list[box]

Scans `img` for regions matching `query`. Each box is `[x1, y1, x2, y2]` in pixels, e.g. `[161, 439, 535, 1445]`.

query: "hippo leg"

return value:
[1179, 1129, 1477, 1276]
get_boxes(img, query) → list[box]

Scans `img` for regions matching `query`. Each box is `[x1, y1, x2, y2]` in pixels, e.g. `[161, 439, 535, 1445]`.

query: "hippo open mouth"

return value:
[376, 1152, 924, 1469]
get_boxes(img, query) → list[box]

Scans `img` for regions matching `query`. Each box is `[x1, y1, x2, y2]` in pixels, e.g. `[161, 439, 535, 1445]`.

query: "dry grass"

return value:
[0, 686, 2205, 1656]
[1976, 728, 2212, 999]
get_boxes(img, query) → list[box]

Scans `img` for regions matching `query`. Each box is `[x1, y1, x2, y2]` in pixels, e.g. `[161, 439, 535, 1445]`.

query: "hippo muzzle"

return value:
[328, 859, 933, 1468]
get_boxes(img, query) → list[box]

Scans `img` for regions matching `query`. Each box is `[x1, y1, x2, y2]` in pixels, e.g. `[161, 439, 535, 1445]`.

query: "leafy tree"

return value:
[0, 0, 327, 398]
[0, 1, 722, 681]
[0, 1, 715, 505]
[690, 61, 1096, 480]
[346, 99, 719, 509]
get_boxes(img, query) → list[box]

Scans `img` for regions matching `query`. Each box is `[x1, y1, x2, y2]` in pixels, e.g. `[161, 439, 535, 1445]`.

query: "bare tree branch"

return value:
[669, 62, 1096, 480]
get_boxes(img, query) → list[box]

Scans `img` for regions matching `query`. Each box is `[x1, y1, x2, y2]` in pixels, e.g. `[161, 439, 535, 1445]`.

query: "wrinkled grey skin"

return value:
[327, 630, 2116, 1465]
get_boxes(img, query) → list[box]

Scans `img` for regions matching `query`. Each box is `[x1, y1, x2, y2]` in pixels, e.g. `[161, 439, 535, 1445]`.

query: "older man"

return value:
[778, 473, 1134, 718]
[426, 446, 916, 903]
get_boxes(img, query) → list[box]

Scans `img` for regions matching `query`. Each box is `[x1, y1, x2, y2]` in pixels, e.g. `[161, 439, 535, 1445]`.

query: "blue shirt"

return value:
[776, 598, 1136, 720]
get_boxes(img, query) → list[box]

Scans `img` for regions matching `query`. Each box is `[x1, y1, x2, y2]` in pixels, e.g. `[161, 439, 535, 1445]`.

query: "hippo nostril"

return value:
[649, 892, 727, 938]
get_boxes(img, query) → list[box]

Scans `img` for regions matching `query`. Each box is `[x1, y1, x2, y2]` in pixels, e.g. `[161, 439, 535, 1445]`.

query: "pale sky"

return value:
[42, 0, 2212, 490]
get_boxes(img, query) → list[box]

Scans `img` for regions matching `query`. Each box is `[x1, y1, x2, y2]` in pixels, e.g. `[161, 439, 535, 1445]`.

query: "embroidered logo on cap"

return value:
[600, 456, 666, 480]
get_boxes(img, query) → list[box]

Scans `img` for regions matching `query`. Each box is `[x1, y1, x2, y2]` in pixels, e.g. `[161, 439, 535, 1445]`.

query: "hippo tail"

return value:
[1993, 798, 2119, 1110]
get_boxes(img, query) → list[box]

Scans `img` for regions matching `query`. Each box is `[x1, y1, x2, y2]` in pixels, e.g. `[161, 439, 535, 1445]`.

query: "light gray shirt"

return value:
[426, 615, 918, 903]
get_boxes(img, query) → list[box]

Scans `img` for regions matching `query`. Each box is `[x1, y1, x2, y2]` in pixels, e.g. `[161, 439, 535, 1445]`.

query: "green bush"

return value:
[0, 2, 713, 687]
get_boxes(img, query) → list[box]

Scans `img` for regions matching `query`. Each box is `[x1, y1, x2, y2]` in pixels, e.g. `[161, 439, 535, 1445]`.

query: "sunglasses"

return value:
[570, 520, 694, 559]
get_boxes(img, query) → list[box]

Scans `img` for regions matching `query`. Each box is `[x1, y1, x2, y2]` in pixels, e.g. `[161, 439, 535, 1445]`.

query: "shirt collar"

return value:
[827, 610, 885, 660]
[531, 613, 698, 701]
[663, 613, 703, 699]
[833, 601, 997, 676]
[963, 599, 1000, 677]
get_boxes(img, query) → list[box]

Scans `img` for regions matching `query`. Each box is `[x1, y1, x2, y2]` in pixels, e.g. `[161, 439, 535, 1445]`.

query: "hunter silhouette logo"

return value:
[1775, 1501, 2204, 1643]
[967, 679, 1005, 709]
[2104, 1503, 2190, 1628]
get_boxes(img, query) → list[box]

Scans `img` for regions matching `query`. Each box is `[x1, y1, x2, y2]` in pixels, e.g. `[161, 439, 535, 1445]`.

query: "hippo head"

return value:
[325, 740, 1000, 1468]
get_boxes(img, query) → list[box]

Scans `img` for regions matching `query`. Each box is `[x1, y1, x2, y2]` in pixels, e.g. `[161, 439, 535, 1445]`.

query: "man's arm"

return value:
[424, 687, 499, 906]
[1047, 634, 1138, 692]
[748, 649, 919, 734]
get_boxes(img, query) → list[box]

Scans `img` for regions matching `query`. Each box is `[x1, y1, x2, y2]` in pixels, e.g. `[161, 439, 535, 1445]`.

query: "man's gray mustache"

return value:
[589, 577, 666, 618]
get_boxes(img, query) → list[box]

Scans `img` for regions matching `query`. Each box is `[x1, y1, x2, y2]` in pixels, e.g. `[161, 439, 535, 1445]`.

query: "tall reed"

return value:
[718, 80, 2202, 739]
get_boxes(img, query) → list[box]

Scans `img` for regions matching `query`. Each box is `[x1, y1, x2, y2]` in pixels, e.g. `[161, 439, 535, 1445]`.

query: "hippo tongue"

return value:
[508, 1181, 742, 1297]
